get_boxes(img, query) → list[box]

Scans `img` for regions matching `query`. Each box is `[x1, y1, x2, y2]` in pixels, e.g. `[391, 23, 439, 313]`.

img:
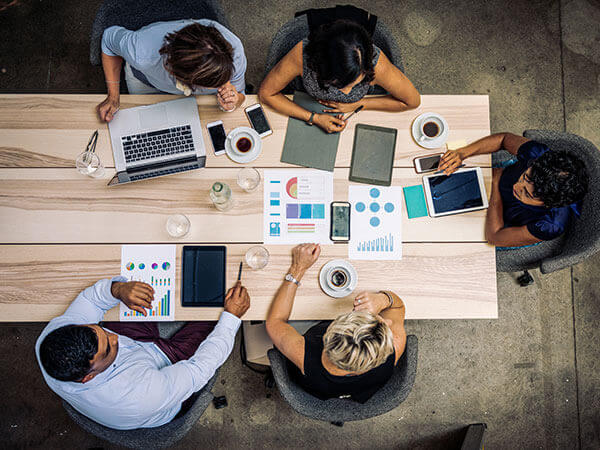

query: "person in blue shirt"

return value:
[97, 19, 247, 122]
[438, 132, 589, 247]
[36, 278, 249, 430]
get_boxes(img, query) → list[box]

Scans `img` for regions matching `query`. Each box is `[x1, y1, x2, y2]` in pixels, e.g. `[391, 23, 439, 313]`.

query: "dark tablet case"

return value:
[349, 124, 397, 186]
[181, 246, 226, 307]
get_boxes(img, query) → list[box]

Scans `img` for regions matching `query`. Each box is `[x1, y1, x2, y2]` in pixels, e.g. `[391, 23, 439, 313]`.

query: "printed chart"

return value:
[120, 245, 176, 321]
[349, 186, 403, 260]
[263, 169, 333, 244]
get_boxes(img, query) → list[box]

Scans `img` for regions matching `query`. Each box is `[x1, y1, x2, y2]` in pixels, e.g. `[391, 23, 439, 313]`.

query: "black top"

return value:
[289, 321, 395, 403]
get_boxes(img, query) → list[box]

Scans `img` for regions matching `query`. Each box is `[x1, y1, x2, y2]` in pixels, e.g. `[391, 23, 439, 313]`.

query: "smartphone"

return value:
[330, 201, 351, 242]
[245, 103, 273, 137]
[207, 120, 226, 156]
[414, 153, 442, 173]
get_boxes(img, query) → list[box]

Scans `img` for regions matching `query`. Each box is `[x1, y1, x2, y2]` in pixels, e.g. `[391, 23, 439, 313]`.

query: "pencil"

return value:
[237, 261, 243, 281]
[343, 105, 364, 121]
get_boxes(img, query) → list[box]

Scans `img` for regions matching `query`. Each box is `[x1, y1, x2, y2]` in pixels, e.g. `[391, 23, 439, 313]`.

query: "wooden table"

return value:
[0, 94, 497, 321]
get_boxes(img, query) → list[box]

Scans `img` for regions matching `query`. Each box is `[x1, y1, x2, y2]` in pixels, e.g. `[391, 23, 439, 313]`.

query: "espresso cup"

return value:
[326, 267, 350, 290]
[235, 136, 253, 153]
[419, 117, 443, 142]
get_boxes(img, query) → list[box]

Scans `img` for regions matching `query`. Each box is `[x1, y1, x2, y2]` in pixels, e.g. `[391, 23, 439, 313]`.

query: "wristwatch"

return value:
[285, 273, 301, 286]
[306, 112, 315, 126]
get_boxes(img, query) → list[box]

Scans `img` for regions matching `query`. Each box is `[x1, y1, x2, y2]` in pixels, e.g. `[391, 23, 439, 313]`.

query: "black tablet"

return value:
[181, 246, 226, 307]
[349, 124, 397, 186]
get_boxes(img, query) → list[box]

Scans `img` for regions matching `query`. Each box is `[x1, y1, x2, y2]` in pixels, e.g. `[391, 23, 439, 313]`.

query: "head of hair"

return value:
[39, 325, 98, 382]
[323, 311, 394, 373]
[304, 20, 375, 90]
[159, 23, 234, 89]
[528, 150, 589, 208]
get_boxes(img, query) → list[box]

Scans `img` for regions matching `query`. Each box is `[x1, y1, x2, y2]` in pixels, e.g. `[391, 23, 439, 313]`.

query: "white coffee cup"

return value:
[419, 116, 444, 142]
[326, 266, 350, 290]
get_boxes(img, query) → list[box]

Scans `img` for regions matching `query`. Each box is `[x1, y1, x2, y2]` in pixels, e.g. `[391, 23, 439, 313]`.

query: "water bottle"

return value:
[210, 182, 233, 211]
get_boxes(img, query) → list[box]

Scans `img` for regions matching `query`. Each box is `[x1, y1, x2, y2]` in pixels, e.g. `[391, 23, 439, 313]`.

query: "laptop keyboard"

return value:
[129, 163, 198, 182]
[121, 125, 194, 163]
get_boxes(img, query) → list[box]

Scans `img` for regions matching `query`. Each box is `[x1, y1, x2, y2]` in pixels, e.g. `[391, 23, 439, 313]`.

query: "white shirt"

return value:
[35, 277, 240, 430]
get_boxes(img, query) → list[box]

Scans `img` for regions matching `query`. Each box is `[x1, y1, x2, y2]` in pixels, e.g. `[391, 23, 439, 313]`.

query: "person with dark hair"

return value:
[438, 133, 589, 247]
[35, 277, 250, 429]
[259, 20, 420, 134]
[97, 20, 247, 122]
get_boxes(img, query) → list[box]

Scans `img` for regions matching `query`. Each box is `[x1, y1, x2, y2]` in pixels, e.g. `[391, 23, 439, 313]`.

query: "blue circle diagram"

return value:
[355, 202, 366, 212]
[370, 202, 380, 212]
[370, 217, 381, 227]
[370, 188, 381, 198]
[384, 202, 395, 213]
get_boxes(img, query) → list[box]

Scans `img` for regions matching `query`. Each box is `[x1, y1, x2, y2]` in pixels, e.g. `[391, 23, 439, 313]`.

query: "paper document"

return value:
[348, 186, 403, 260]
[120, 245, 176, 321]
[263, 169, 333, 244]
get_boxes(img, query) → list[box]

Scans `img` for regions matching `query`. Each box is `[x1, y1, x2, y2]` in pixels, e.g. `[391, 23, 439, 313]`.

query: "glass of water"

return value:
[245, 245, 269, 270]
[166, 214, 190, 238]
[237, 167, 261, 192]
[75, 151, 105, 178]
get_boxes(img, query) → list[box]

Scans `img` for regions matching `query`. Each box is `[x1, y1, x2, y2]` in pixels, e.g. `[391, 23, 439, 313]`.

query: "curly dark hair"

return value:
[39, 325, 98, 382]
[160, 23, 234, 89]
[304, 20, 375, 90]
[528, 150, 589, 208]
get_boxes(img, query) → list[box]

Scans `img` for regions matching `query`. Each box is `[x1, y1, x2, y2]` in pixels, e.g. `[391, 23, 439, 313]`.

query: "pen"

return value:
[237, 261, 243, 282]
[343, 105, 364, 121]
[435, 164, 465, 175]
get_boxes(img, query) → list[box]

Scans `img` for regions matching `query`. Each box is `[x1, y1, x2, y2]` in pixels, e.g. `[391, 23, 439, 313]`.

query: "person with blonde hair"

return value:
[266, 244, 406, 403]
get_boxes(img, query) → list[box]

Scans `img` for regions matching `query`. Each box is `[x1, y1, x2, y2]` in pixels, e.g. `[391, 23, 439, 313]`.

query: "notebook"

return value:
[403, 185, 428, 219]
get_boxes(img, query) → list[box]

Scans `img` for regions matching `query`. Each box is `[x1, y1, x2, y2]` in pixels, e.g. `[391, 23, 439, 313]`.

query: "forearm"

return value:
[485, 187, 505, 241]
[457, 133, 507, 160]
[380, 290, 405, 310]
[259, 92, 312, 122]
[360, 95, 417, 112]
[236, 92, 246, 108]
[101, 52, 123, 98]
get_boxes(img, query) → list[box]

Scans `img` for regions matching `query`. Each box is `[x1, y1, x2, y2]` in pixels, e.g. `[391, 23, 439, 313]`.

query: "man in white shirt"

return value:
[35, 276, 249, 430]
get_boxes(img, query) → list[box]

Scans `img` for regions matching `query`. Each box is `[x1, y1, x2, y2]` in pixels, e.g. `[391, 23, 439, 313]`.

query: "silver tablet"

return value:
[422, 167, 488, 217]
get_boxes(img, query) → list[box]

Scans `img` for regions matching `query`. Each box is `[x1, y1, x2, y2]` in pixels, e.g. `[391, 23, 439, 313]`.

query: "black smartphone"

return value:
[330, 201, 351, 242]
[207, 120, 226, 156]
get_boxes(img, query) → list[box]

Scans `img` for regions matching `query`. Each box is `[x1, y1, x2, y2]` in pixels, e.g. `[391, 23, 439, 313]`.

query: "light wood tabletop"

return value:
[0, 94, 497, 322]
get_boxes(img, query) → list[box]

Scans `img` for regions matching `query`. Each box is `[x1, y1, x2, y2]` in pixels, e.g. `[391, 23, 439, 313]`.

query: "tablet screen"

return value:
[349, 124, 397, 186]
[182, 246, 226, 307]
[426, 171, 483, 214]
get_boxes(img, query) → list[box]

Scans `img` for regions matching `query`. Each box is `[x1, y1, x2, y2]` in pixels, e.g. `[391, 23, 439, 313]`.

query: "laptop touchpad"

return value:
[138, 105, 167, 130]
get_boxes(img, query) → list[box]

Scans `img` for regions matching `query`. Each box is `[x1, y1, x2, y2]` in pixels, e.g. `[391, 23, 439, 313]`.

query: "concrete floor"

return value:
[0, 0, 599, 448]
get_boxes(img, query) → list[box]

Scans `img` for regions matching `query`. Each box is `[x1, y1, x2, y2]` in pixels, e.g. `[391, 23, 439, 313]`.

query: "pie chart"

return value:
[286, 177, 298, 199]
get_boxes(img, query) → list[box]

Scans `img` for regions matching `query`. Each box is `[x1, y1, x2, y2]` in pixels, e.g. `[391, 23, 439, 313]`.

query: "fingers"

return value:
[131, 305, 148, 316]
[313, 244, 321, 259]
[225, 287, 234, 300]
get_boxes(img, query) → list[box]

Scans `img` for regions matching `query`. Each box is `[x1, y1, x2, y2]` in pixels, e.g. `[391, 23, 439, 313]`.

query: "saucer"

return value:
[225, 127, 262, 164]
[411, 112, 449, 149]
[319, 259, 358, 299]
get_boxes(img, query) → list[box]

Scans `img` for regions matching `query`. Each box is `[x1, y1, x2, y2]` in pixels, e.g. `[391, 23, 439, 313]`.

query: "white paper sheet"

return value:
[348, 186, 403, 260]
[119, 245, 176, 321]
[263, 169, 333, 244]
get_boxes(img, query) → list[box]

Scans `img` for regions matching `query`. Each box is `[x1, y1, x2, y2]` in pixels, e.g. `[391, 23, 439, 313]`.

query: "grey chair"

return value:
[263, 14, 405, 95]
[89, 0, 229, 66]
[494, 130, 600, 284]
[63, 322, 218, 449]
[267, 335, 418, 424]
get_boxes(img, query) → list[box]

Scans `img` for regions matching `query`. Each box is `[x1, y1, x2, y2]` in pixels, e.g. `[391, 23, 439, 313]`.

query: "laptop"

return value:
[107, 97, 206, 186]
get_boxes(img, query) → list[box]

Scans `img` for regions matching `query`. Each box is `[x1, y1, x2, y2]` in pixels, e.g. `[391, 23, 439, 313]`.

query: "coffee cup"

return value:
[419, 117, 443, 142]
[326, 266, 350, 290]
[235, 136, 253, 153]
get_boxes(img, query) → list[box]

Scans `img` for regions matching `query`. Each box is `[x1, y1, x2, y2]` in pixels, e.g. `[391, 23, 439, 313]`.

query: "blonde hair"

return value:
[323, 311, 394, 373]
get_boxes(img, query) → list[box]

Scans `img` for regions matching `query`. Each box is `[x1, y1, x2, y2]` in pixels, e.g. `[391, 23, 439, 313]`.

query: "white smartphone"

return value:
[414, 153, 442, 173]
[207, 120, 226, 156]
[245, 103, 272, 138]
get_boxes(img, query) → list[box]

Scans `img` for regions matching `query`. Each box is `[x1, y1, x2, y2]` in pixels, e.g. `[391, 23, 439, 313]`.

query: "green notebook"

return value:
[280, 91, 341, 172]
[403, 185, 428, 219]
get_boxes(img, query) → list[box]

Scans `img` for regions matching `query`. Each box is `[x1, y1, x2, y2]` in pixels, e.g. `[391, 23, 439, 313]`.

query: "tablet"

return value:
[181, 246, 226, 307]
[349, 124, 397, 186]
[422, 167, 488, 217]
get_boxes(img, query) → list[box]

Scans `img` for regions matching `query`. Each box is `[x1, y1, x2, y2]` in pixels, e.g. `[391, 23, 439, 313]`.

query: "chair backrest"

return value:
[89, 0, 229, 65]
[267, 335, 418, 423]
[62, 370, 219, 449]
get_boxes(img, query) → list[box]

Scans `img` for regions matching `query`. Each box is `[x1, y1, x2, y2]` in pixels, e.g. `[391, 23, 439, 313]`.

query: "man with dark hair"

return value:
[36, 277, 250, 429]
[438, 132, 589, 247]
[97, 19, 247, 122]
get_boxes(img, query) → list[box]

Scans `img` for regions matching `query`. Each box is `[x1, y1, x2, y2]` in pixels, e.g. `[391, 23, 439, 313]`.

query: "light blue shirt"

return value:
[35, 277, 241, 430]
[101, 19, 247, 95]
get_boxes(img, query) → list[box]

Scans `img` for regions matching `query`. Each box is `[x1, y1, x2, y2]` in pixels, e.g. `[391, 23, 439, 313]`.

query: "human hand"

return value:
[318, 99, 360, 114]
[438, 149, 464, 175]
[96, 94, 120, 122]
[314, 113, 347, 133]
[290, 243, 321, 280]
[353, 291, 390, 314]
[111, 281, 154, 316]
[217, 82, 239, 112]
[224, 281, 250, 318]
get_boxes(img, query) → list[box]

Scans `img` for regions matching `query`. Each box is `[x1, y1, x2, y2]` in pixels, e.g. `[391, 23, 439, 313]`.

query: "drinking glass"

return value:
[166, 214, 190, 238]
[237, 167, 261, 192]
[75, 151, 105, 178]
[245, 246, 269, 270]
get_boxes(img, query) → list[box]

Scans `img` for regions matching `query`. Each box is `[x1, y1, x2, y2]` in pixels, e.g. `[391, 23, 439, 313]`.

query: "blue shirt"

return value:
[498, 141, 580, 241]
[101, 19, 247, 95]
[35, 277, 241, 430]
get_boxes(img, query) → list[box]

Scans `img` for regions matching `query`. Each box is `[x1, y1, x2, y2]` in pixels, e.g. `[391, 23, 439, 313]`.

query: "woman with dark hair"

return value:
[438, 133, 589, 247]
[97, 20, 247, 122]
[259, 20, 420, 133]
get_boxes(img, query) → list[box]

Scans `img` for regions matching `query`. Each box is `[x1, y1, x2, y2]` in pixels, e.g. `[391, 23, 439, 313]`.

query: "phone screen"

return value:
[247, 106, 271, 134]
[331, 204, 350, 240]
[418, 155, 441, 171]
[208, 124, 226, 153]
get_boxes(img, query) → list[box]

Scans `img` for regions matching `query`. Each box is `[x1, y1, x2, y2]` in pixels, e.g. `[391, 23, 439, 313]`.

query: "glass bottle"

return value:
[210, 182, 233, 211]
